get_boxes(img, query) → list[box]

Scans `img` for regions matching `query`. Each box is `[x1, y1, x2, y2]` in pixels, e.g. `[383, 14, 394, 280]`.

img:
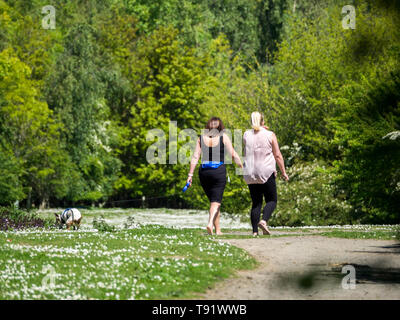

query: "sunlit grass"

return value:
[319, 230, 399, 240]
[1, 208, 397, 300]
[0, 225, 257, 300]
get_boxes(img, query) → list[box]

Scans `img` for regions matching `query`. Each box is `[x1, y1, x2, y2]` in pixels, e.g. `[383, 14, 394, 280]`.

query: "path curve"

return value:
[201, 235, 400, 300]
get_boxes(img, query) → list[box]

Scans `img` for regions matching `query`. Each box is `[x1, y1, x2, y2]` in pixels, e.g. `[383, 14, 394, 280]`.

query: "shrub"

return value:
[269, 161, 354, 227]
[0, 207, 51, 230]
[92, 215, 116, 232]
[395, 225, 400, 241]
[123, 216, 140, 229]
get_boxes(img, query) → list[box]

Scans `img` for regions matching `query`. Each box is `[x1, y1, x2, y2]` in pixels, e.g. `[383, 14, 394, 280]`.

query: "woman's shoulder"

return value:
[244, 128, 273, 135]
[221, 132, 231, 142]
[262, 127, 275, 135]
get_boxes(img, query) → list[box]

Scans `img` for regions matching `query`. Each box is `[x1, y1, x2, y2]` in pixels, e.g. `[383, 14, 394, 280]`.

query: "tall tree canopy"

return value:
[0, 0, 398, 224]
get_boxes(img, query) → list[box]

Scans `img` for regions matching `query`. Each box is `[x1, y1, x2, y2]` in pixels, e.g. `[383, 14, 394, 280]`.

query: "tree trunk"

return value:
[26, 189, 32, 210]
[39, 196, 49, 210]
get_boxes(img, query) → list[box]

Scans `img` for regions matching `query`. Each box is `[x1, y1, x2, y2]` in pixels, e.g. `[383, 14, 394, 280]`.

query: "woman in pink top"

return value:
[243, 112, 289, 236]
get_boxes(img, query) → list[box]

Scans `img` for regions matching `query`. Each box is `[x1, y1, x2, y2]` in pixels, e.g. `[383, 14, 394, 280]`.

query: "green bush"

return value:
[0, 207, 53, 230]
[269, 161, 354, 227]
[123, 216, 140, 229]
[395, 225, 400, 241]
[331, 72, 400, 224]
[92, 215, 116, 232]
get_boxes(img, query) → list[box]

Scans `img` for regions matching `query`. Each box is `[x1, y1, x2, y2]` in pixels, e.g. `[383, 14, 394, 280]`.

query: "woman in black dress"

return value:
[187, 117, 243, 235]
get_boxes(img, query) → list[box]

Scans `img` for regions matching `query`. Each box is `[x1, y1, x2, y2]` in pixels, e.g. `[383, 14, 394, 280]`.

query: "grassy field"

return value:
[318, 230, 399, 240]
[0, 208, 398, 300]
[0, 225, 256, 300]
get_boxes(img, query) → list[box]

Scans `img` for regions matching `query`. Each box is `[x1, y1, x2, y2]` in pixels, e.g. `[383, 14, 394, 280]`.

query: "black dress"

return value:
[198, 135, 226, 203]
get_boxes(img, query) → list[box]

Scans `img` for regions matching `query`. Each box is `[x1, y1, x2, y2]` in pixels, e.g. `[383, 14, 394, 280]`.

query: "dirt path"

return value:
[202, 235, 400, 300]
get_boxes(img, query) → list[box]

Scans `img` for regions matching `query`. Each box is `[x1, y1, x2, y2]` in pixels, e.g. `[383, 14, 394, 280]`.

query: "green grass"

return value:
[1, 207, 398, 300]
[219, 226, 400, 240]
[319, 230, 399, 240]
[217, 233, 311, 240]
[220, 227, 312, 233]
[0, 225, 257, 300]
[219, 230, 400, 241]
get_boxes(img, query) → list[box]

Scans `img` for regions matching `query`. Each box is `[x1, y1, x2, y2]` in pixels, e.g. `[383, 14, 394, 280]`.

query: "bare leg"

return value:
[207, 202, 220, 235]
[76, 218, 82, 230]
[214, 207, 223, 235]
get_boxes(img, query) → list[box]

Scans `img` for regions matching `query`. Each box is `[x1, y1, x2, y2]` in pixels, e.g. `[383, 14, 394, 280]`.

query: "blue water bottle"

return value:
[182, 182, 191, 192]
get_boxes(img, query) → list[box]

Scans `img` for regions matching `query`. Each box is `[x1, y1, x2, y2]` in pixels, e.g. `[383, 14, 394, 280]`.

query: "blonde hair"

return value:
[251, 112, 264, 131]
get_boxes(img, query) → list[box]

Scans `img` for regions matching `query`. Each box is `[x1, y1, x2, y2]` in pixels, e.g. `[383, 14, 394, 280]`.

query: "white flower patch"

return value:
[37, 208, 251, 229]
[1, 210, 260, 300]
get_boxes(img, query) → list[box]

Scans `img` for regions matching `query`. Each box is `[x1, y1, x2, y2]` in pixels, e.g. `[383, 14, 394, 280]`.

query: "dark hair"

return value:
[205, 117, 225, 132]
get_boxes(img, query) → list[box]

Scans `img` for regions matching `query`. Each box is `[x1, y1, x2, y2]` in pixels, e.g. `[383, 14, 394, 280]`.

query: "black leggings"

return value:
[248, 174, 277, 233]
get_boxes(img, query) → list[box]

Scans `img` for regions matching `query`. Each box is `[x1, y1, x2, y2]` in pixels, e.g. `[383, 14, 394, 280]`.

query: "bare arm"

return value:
[187, 137, 201, 185]
[223, 133, 243, 168]
[271, 133, 289, 181]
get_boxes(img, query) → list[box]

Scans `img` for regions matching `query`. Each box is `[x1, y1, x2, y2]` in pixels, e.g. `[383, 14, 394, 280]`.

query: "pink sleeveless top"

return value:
[243, 128, 276, 184]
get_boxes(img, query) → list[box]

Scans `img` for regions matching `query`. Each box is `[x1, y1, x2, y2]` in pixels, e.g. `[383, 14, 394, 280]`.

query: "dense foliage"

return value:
[270, 161, 354, 226]
[0, 0, 398, 224]
[0, 207, 50, 230]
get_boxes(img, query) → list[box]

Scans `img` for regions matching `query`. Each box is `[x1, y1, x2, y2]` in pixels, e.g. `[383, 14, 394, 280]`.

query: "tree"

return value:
[123, 0, 261, 63]
[113, 26, 209, 201]
[332, 71, 400, 223]
[0, 48, 77, 207]
[0, 143, 24, 206]
[44, 23, 121, 203]
[266, 1, 400, 222]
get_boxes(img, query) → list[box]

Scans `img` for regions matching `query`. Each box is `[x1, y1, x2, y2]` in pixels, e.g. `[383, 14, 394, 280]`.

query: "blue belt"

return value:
[201, 161, 223, 169]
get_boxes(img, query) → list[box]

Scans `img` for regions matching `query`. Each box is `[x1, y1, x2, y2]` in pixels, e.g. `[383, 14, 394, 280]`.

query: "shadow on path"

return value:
[350, 243, 400, 255]
[326, 263, 400, 285]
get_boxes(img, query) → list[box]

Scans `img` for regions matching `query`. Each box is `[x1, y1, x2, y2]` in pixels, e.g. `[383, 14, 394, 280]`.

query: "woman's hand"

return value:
[186, 175, 193, 186]
[282, 172, 289, 181]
